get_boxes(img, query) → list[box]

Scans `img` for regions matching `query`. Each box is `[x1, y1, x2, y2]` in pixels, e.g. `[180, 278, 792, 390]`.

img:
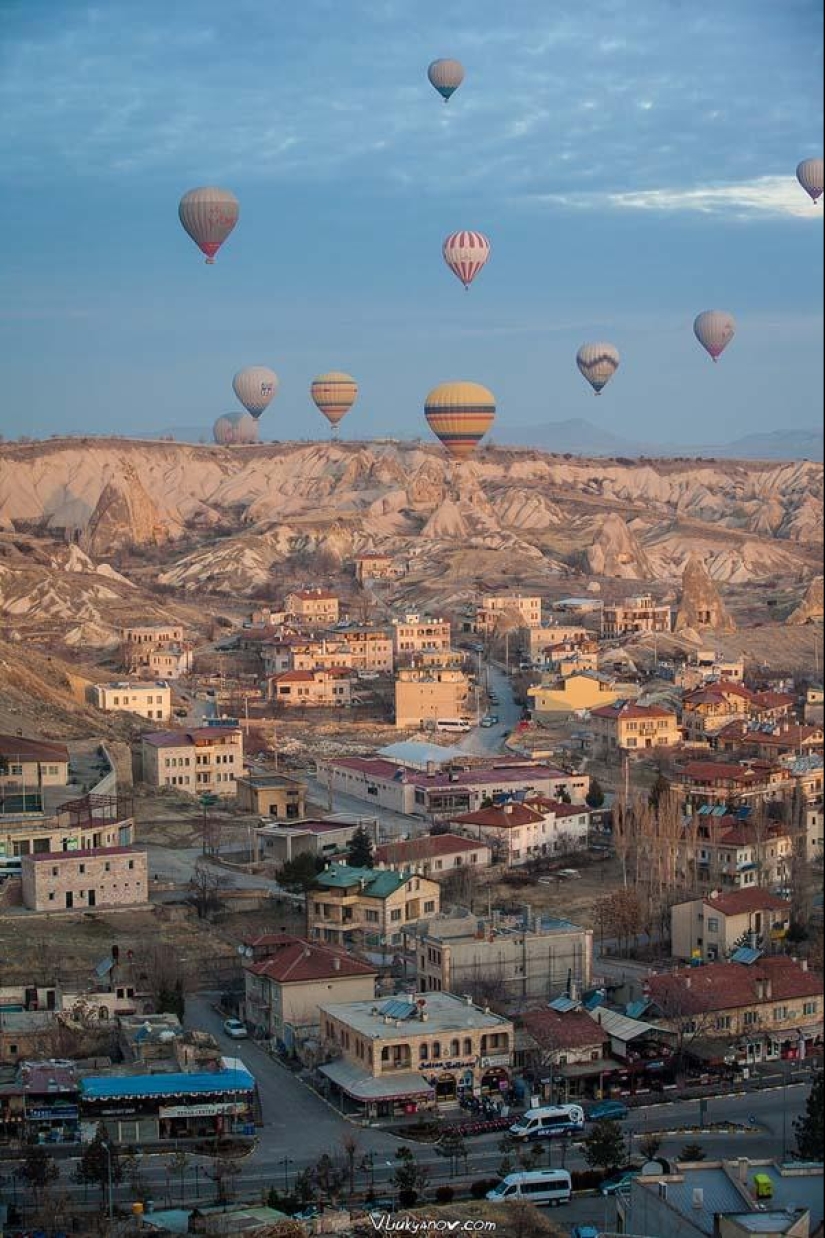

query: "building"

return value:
[353, 553, 395, 583]
[392, 614, 452, 660]
[255, 816, 379, 866]
[0, 1060, 80, 1145]
[539, 641, 600, 676]
[119, 624, 192, 679]
[242, 935, 377, 1048]
[318, 991, 514, 1117]
[323, 755, 589, 818]
[590, 700, 681, 752]
[681, 683, 759, 742]
[528, 671, 634, 717]
[714, 723, 824, 761]
[677, 809, 794, 893]
[267, 667, 354, 707]
[0, 735, 70, 798]
[374, 834, 492, 878]
[601, 594, 673, 638]
[21, 845, 148, 912]
[673, 760, 792, 810]
[394, 666, 470, 729]
[235, 773, 307, 820]
[262, 637, 352, 676]
[90, 681, 171, 722]
[520, 625, 589, 661]
[617, 1160, 823, 1238]
[335, 625, 394, 674]
[646, 955, 822, 1066]
[451, 799, 590, 866]
[476, 594, 542, 633]
[308, 864, 441, 949]
[676, 651, 746, 690]
[285, 589, 340, 625]
[141, 726, 243, 797]
[0, 793, 135, 867]
[671, 889, 793, 962]
[804, 685, 824, 726]
[411, 908, 592, 1000]
[519, 1006, 615, 1101]
[144, 644, 193, 679]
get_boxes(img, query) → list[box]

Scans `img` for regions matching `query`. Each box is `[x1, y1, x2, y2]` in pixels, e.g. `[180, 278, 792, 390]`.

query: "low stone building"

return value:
[267, 667, 354, 707]
[285, 589, 340, 625]
[90, 680, 171, 722]
[671, 888, 792, 962]
[374, 833, 492, 879]
[601, 594, 672, 638]
[235, 773, 307, 820]
[0, 735, 70, 796]
[21, 845, 148, 912]
[255, 817, 379, 866]
[590, 700, 681, 752]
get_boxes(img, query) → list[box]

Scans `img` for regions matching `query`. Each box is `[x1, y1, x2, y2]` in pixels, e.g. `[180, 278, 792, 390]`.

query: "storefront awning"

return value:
[558, 1057, 624, 1079]
[320, 1060, 434, 1103]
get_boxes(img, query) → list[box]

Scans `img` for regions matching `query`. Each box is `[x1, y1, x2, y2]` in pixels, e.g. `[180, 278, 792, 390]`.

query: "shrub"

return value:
[435, 1186, 455, 1204]
[570, 1169, 605, 1191]
[470, 1179, 499, 1199]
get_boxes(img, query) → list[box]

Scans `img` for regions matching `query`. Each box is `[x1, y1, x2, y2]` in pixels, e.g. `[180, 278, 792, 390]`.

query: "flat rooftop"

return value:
[319, 992, 510, 1040]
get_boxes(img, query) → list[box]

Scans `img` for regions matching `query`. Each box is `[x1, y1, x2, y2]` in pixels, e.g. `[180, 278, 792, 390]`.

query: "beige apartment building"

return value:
[590, 701, 681, 752]
[145, 645, 193, 679]
[0, 735, 69, 793]
[374, 833, 492, 878]
[243, 936, 377, 1048]
[476, 594, 542, 632]
[235, 773, 308, 820]
[90, 681, 171, 722]
[601, 594, 672, 638]
[120, 623, 185, 646]
[338, 626, 394, 673]
[520, 624, 589, 661]
[353, 553, 395, 583]
[267, 668, 353, 707]
[318, 991, 514, 1113]
[141, 726, 243, 797]
[394, 667, 469, 729]
[671, 889, 792, 962]
[307, 864, 441, 949]
[285, 589, 340, 624]
[392, 614, 452, 660]
[0, 794, 135, 861]
[21, 845, 148, 911]
[528, 671, 631, 717]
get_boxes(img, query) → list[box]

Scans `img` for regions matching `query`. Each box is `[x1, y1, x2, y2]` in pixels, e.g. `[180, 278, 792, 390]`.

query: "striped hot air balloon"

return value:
[796, 158, 824, 204]
[424, 381, 495, 461]
[427, 58, 465, 102]
[310, 372, 358, 430]
[442, 231, 491, 290]
[693, 310, 736, 363]
[576, 343, 620, 395]
[178, 187, 239, 263]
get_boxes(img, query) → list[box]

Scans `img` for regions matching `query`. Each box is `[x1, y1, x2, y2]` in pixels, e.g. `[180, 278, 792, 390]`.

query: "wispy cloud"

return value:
[522, 176, 819, 219]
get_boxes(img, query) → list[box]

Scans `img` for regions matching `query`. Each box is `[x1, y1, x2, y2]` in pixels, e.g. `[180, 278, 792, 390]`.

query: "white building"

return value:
[91, 681, 171, 722]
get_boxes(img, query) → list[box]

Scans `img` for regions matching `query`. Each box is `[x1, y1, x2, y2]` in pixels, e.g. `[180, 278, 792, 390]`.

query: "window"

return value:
[424, 900, 435, 913]
[773, 1007, 789, 1022]
[78, 864, 86, 874]
[390, 909, 402, 922]
[743, 1011, 758, 1026]
[803, 1001, 817, 1016]
[715, 1015, 731, 1030]
[419, 1044, 428, 1060]
[431, 1041, 441, 1059]
[706, 917, 719, 932]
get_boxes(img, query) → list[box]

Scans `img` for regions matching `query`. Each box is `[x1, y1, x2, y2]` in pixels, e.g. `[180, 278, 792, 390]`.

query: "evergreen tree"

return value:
[586, 778, 605, 809]
[583, 1120, 626, 1173]
[679, 1144, 706, 1162]
[347, 824, 375, 868]
[278, 852, 325, 891]
[74, 1123, 122, 1195]
[794, 1074, 824, 1160]
[18, 1143, 59, 1200]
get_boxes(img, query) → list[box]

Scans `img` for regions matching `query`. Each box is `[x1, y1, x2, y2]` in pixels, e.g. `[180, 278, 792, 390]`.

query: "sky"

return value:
[0, 0, 822, 448]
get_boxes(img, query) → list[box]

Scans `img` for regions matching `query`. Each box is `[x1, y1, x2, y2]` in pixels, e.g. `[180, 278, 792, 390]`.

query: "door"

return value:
[65, 891, 73, 909]
[88, 889, 96, 908]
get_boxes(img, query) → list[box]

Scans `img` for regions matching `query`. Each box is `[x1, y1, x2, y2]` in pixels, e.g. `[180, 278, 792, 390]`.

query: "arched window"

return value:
[419, 1044, 428, 1060]
[450, 1038, 460, 1056]
[463, 1037, 472, 1055]
[431, 1041, 441, 1059]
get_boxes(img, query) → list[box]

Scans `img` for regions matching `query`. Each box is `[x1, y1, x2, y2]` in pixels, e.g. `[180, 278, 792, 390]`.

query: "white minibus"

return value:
[509, 1104, 585, 1141]
[486, 1169, 572, 1206]
[435, 718, 472, 733]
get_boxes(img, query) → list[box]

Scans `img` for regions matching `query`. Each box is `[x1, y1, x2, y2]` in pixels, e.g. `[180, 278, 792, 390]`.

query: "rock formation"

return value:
[82, 467, 169, 556]
[787, 576, 824, 625]
[675, 553, 736, 632]
[587, 513, 652, 579]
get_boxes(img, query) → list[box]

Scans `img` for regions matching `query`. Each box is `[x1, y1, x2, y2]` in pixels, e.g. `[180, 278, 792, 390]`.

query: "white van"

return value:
[435, 718, 472, 733]
[487, 1169, 572, 1206]
[509, 1104, 585, 1141]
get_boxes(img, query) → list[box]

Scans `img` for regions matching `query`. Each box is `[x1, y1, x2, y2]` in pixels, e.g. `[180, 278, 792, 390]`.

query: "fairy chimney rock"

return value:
[675, 554, 736, 632]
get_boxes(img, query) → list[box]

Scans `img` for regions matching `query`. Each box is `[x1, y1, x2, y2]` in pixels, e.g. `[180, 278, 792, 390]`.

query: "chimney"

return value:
[503, 803, 514, 815]
[685, 976, 692, 989]
[692, 1188, 704, 1210]
[332, 957, 341, 971]
[658, 1182, 668, 1201]
[800, 959, 808, 972]
[464, 994, 473, 1006]
[737, 1157, 749, 1183]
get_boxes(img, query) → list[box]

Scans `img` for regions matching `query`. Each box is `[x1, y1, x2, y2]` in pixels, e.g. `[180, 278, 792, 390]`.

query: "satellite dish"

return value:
[237, 945, 246, 955]
[244, 947, 253, 958]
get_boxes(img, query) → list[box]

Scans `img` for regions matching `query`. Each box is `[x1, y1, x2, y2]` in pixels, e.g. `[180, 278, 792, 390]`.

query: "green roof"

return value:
[315, 864, 408, 899]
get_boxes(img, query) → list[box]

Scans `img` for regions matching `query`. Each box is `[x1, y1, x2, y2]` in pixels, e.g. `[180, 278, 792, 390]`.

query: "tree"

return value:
[794, 1074, 824, 1160]
[679, 1143, 707, 1162]
[74, 1123, 122, 1197]
[278, 852, 325, 891]
[340, 1133, 360, 1197]
[583, 1120, 626, 1173]
[139, 944, 188, 1020]
[347, 824, 375, 868]
[393, 1146, 427, 1207]
[18, 1143, 59, 1201]
[639, 1133, 663, 1162]
[586, 778, 605, 810]
[186, 859, 227, 920]
[313, 1152, 344, 1202]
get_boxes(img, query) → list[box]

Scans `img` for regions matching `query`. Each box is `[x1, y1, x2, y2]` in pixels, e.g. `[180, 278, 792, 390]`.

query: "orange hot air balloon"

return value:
[178, 187, 239, 263]
[311, 372, 358, 430]
[424, 381, 495, 460]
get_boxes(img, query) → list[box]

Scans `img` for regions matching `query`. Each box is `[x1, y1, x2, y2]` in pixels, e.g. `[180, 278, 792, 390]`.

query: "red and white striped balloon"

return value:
[442, 230, 491, 290]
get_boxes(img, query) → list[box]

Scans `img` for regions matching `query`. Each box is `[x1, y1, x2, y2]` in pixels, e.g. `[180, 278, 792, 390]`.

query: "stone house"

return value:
[21, 845, 148, 912]
[307, 864, 440, 949]
[671, 888, 792, 962]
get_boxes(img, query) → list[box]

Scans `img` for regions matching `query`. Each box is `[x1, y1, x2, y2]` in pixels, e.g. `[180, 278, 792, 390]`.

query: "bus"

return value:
[487, 1170, 572, 1206]
[0, 857, 22, 878]
[435, 718, 472, 733]
[509, 1104, 585, 1141]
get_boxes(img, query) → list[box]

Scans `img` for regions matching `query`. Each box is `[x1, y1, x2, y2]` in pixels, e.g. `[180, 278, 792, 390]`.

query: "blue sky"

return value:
[0, 0, 822, 447]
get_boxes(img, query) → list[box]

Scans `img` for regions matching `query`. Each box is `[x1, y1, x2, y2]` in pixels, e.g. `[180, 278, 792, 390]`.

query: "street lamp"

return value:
[281, 1156, 293, 1194]
[101, 1139, 114, 1223]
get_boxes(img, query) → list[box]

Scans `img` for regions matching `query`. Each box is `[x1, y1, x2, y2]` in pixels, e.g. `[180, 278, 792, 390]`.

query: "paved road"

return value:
[458, 664, 521, 757]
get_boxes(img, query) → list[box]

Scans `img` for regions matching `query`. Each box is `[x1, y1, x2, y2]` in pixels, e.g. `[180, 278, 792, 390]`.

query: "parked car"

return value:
[571, 1227, 599, 1238]
[557, 868, 581, 880]
[480, 716, 495, 728]
[222, 1018, 248, 1040]
[600, 1170, 640, 1196]
[587, 1100, 629, 1121]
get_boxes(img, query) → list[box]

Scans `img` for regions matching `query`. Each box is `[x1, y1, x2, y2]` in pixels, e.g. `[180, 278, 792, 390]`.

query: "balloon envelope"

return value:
[796, 158, 824, 203]
[693, 310, 736, 362]
[424, 381, 495, 460]
[214, 412, 258, 445]
[576, 343, 620, 395]
[311, 372, 358, 428]
[442, 231, 491, 290]
[427, 58, 465, 101]
[179, 187, 239, 263]
[233, 367, 279, 418]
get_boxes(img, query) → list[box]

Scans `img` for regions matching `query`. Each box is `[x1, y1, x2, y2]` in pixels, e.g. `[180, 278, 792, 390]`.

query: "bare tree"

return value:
[186, 859, 228, 920]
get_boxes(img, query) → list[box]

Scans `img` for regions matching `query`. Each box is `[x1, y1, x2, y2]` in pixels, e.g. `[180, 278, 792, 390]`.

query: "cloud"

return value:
[522, 176, 819, 219]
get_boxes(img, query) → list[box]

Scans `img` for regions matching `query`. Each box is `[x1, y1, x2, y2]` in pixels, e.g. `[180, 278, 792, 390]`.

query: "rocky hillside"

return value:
[0, 438, 820, 602]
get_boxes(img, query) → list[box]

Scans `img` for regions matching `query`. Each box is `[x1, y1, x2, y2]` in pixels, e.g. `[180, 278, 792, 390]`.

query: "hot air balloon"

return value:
[310, 372, 358, 431]
[178, 187, 239, 263]
[796, 158, 824, 204]
[576, 343, 620, 395]
[424, 381, 495, 460]
[232, 367, 279, 419]
[693, 310, 736, 363]
[427, 58, 465, 102]
[213, 412, 259, 445]
[442, 231, 491, 290]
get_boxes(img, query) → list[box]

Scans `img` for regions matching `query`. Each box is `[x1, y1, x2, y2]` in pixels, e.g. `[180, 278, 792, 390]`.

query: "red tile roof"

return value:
[703, 889, 791, 917]
[374, 834, 491, 865]
[247, 939, 377, 984]
[679, 761, 780, 783]
[142, 727, 240, 747]
[273, 668, 352, 682]
[590, 702, 677, 721]
[521, 1007, 609, 1051]
[451, 804, 545, 829]
[647, 956, 821, 1015]
[752, 691, 796, 710]
[0, 734, 69, 762]
[524, 797, 590, 818]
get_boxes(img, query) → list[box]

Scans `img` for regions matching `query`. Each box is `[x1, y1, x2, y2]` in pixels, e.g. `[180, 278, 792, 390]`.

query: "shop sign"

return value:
[100, 1108, 137, 1117]
[418, 1058, 476, 1071]
[480, 1055, 510, 1068]
[159, 1102, 245, 1119]
[29, 1106, 79, 1120]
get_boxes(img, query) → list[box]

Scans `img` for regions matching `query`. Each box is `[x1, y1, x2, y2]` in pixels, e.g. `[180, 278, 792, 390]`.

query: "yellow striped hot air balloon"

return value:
[310, 372, 358, 431]
[424, 381, 496, 460]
